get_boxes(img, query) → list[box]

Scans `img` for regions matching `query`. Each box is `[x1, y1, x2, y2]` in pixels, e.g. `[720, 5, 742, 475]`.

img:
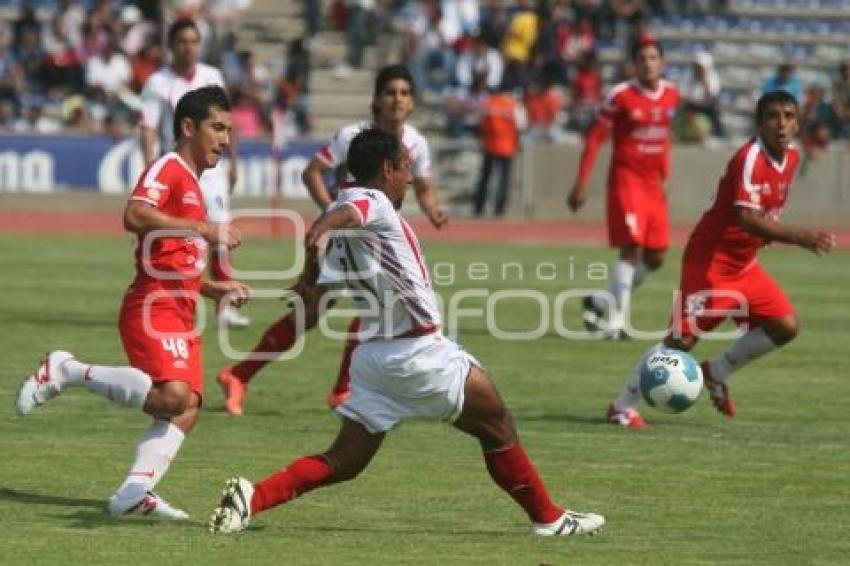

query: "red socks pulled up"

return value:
[484, 443, 563, 524]
[250, 455, 333, 515]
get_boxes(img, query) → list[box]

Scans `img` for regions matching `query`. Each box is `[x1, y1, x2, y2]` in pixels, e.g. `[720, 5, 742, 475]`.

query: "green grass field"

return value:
[1, 233, 848, 565]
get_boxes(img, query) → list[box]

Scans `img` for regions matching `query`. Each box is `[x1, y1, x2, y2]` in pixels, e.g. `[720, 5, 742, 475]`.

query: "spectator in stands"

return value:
[455, 34, 503, 91]
[130, 42, 164, 93]
[61, 94, 96, 134]
[831, 61, 850, 139]
[230, 87, 268, 138]
[761, 63, 802, 103]
[500, 0, 538, 93]
[673, 102, 712, 144]
[12, 94, 62, 133]
[13, 26, 47, 95]
[474, 78, 526, 216]
[43, 15, 84, 93]
[444, 71, 488, 137]
[524, 60, 566, 143]
[333, 0, 377, 78]
[555, 15, 596, 67]
[119, 4, 157, 58]
[57, 0, 86, 52]
[0, 27, 24, 105]
[12, 4, 40, 53]
[397, 0, 455, 99]
[478, 0, 509, 49]
[85, 30, 132, 100]
[277, 37, 312, 135]
[680, 51, 723, 136]
[569, 50, 602, 132]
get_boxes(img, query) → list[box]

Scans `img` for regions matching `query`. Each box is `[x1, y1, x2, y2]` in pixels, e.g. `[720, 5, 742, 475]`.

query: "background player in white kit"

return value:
[209, 128, 604, 537]
[140, 18, 248, 328]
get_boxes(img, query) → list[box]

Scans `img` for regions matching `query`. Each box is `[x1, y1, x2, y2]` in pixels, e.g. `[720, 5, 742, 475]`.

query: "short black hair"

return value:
[347, 128, 403, 184]
[631, 37, 664, 61]
[173, 85, 231, 141]
[373, 64, 416, 99]
[167, 17, 199, 47]
[755, 90, 799, 124]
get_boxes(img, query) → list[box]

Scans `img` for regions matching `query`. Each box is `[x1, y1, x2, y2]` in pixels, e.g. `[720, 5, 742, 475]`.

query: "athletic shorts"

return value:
[671, 260, 795, 338]
[199, 162, 230, 223]
[607, 169, 669, 250]
[336, 333, 479, 434]
[118, 303, 203, 397]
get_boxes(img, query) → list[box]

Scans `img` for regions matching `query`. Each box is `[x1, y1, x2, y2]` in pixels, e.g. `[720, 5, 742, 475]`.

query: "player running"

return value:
[140, 18, 248, 328]
[217, 64, 448, 415]
[567, 37, 679, 341]
[209, 128, 604, 536]
[607, 90, 835, 428]
[17, 86, 252, 518]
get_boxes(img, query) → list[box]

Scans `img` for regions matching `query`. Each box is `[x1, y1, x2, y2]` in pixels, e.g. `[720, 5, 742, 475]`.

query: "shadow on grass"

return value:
[0, 487, 103, 509]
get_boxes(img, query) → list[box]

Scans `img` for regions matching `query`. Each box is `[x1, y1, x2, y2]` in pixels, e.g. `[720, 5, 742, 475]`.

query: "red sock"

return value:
[250, 455, 333, 515]
[484, 443, 563, 524]
[210, 247, 232, 282]
[330, 318, 360, 395]
[230, 315, 297, 382]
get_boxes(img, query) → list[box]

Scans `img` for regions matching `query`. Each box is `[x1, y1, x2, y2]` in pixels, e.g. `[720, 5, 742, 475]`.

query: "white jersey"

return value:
[140, 63, 226, 151]
[315, 120, 432, 181]
[139, 63, 229, 221]
[318, 186, 441, 340]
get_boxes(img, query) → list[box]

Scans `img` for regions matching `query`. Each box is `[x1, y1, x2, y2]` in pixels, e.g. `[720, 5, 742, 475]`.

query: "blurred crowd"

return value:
[2, 0, 850, 153]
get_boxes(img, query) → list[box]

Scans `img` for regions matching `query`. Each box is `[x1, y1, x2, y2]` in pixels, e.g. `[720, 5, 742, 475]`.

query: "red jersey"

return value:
[685, 138, 799, 272]
[123, 152, 208, 324]
[577, 79, 679, 185]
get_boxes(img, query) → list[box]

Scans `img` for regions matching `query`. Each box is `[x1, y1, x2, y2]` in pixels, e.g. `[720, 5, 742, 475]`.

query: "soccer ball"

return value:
[639, 349, 703, 413]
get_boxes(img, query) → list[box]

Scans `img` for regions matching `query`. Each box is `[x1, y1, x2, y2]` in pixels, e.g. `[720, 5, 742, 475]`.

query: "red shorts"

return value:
[671, 260, 795, 338]
[118, 303, 203, 397]
[607, 170, 669, 250]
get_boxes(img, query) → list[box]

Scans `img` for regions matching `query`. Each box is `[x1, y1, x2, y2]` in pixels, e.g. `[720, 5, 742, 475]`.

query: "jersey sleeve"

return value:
[130, 162, 173, 208]
[315, 127, 351, 168]
[732, 147, 764, 211]
[333, 189, 393, 231]
[411, 134, 432, 179]
[139, 76, 162, 129]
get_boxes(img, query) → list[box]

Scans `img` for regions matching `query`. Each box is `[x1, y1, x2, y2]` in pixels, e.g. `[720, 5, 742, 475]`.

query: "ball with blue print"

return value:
[639, 349, 703, 413]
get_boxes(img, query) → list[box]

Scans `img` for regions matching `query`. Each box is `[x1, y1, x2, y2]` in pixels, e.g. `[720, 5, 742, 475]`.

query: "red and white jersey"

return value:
[315, 120, 432, 182]
[686, 137, 799, 272]
[579, 79, 679, 184]
[140, 63, 225, 152]
[124, 152, 208, 322]
[317, 187, 440, 340]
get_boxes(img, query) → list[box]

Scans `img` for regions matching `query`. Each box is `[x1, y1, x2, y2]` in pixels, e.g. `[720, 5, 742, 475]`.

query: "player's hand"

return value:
[799, 229, 836, 255]
[200, 222, 242, 249]
[567, 182, 587, 212]
[428, 206, 449, 229]
[206, 280, 252, 307]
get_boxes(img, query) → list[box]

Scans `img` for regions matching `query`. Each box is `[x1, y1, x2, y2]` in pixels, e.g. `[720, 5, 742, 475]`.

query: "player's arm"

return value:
[140, 126, 159, 166]
[735, 207, 835, 255]
[301, 156, 334, 210]
[568, 115, 612, 212]
[201, 278, 251, 304]
[413, 177, 448, 228]
[226, 132, 239, 193]
[123, 200, 241, 249]
[304, 204, 362, 250]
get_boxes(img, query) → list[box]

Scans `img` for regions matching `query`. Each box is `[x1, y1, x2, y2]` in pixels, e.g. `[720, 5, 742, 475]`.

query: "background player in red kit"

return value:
[607, 90, 835, 428]
[567, 37, 679, 348]
[16, 86, 251, 518]
[217, 65, 448, 416]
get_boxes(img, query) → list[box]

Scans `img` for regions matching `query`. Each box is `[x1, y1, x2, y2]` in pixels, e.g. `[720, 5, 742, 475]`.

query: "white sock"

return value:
[113, 420, 185, 501]
[589, 260, 638, 325]
[614, 342, 664, 409]
[64, 362, 152, 409]
[632, 264, 648, 288]
[708, 327, 778, 384]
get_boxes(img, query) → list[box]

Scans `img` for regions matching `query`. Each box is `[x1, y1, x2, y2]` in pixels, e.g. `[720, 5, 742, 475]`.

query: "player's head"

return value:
[371, 64, 416, 127]
[174, 86, 232, 170]
[347, 128, 411, 206]
[167, 18, 200, 68]
[632, 36, 664, 86]
[755, 90, 799, 153]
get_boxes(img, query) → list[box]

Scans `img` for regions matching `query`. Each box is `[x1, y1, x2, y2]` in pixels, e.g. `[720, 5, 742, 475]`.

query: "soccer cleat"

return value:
[604, 328, 632, 341]
[218, 305, 251, 328]
[217, 368, 247, 416]
[581, 295, 605, 333]
[209, 476, 254, 534]
[701, 362, 736, 418]
[532, 510, 606, 536]
[16, 351, 74, 416]
[108, 491, 189, 520]
[606, 403, 649, 429]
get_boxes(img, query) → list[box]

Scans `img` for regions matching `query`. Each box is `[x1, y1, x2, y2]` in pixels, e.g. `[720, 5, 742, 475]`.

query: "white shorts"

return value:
[335, 333, 479, 434]
[199, 161, 230, 223]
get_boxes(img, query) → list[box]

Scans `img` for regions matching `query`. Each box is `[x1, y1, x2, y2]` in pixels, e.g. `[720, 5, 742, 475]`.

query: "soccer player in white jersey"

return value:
[217, 65, 448, 414]
[140, 17, 248, 328]
[209, 128, 605, 537]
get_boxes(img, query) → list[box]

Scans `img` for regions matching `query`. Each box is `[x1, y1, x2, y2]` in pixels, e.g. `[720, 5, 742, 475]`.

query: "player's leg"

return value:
[453, 366, 604, 536]
[210, 417, 384, 533]
[493, 156, 513, 216]
[326, 318, 360, 409]
[473, 153, 495, 216]
[700, 265, 796, 417]
[218, 286, 328, 415]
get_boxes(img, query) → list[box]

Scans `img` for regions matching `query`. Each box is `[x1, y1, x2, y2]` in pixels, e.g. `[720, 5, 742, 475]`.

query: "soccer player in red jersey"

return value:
[567, 37, 679, 342]
[209, 128, 604, 537]
[607, 90, 835, 428]
[16, 86, 252, 517]
[217, 65, 448, 416]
